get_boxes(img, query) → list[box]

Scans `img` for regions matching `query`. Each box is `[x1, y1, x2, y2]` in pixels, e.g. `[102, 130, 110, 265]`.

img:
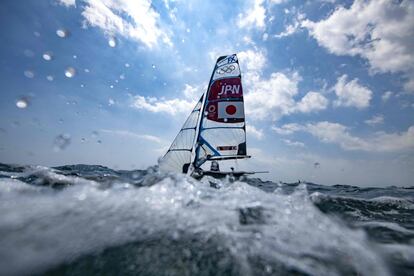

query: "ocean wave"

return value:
[0, 166, 392, 276]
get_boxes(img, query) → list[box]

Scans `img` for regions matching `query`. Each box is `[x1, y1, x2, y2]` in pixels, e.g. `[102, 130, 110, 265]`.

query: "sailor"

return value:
[210, 161, 220, 172]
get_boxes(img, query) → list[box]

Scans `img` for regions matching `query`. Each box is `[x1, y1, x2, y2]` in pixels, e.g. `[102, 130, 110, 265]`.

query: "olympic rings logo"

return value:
[208, 105, 216, 112]
[217, 64, 236, 74]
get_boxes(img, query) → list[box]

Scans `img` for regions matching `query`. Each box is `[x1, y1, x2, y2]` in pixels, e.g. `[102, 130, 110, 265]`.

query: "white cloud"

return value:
[246, 125, 264, 140]
[238, 49, 266, 75]
[270, 0, 287, 4]
[101, 129, 162, 143]
[130, 84, 203, 115]
[381, 91, 393, 102]
[238, 0, 266, 30]
[283, 139, 305, 147]
[274, 12, 304, 39]
[302, 0, 414, 92]
[275, 24, 299, 38]
[245, 72, 300, 120]
[404, 78, 414, 92]
[296, 91, 328, 113]
[284, 121, 414, 153]
[244, 71, 328, 120]
[131, 95, 194, 115]
[309, 122, 414, 152]
[272, 123, 303, 135]
[81, 0, 172, 48]
[333, 75, 372, 109]
[57, 0, 76, 7]
[183, 84, 201, 100]
[364, 115, 384, 126]
[238, 50, 328, 120]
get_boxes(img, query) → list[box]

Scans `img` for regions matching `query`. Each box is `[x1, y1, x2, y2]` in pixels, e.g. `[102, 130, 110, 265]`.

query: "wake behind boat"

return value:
[159, 54, 266, 179]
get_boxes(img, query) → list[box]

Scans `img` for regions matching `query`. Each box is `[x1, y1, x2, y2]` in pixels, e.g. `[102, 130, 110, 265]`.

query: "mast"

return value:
[192, 56, 220, 169]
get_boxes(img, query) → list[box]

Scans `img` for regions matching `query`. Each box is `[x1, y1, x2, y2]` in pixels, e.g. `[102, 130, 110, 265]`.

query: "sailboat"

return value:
[159, 54, 264, 179]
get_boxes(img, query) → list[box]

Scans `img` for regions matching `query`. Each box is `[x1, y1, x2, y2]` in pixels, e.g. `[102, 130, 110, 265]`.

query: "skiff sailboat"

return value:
[159, 54, 264, 179]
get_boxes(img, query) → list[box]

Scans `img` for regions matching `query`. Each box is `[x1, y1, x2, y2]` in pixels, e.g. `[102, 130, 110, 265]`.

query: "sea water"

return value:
[0, 163, 413, 276]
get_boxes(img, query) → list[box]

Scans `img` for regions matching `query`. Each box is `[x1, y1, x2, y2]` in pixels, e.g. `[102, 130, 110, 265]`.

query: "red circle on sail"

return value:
[226, 105, 237, 115]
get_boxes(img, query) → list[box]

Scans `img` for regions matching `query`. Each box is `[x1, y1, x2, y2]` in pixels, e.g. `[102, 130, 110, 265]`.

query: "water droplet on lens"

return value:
[108, 37, 117, 47]
[53, 133, 71, 151]
[16, 98, 29, 109]
[42, 52, 53, 61]
[33, 31, 40, 37]
[108, 98, 115, 106]
[56, 28, 68, 38]
[58, 118, 64, 124]
[119, 74, 125, 80]
[80, 84, 84, 88]
[110, 85, 114, 88]
[151, 64, 156, 69]
[24, 70, 35, 78]
[81, 138, 86, 143]
[125, 63, 130, 68]
[65, 67, 76, 78]
[84, 68, 90, 73]
[73, 55, 77, 59]
[46, 75, 54, 81]
[77, 193, 87, 201]
[91, 131, 99, 138]
[97, 140, 102, 144]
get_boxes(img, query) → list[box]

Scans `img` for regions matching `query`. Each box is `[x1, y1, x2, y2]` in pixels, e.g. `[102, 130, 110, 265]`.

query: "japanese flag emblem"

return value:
[218, 101, 244, 119]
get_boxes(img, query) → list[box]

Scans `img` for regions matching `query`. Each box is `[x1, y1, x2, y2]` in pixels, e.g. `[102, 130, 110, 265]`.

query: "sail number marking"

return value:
[208, 77, 243, 100]
[218, 84, 241, 96]
[217, 146, 237, 151]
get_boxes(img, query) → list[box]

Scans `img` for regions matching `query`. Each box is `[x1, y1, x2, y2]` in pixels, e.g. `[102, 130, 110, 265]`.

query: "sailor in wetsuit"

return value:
[210, 161, 220, 172]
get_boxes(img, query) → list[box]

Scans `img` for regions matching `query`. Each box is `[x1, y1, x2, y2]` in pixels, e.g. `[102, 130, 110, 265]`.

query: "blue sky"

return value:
[0, 0, 413, 186]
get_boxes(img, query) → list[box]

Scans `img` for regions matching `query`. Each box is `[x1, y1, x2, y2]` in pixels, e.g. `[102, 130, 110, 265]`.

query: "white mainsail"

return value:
[159, 53, 248, 174]
[193, 54, 248, 168]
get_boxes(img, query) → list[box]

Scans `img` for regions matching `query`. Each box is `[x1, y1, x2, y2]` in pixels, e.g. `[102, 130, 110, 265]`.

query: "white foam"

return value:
[369, 196, 414, 209]
[355, 221, 414, 235]
[310, 192, 414, 210]
[0, 173, 390, 275]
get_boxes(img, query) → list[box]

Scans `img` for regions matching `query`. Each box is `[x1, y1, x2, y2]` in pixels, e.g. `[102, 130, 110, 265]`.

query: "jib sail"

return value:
[193, 54, 249, 168]
[159, 95, 204, 173]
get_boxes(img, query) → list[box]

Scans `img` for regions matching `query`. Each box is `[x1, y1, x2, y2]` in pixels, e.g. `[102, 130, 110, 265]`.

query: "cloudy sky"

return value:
[0, 0, 413, 186]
